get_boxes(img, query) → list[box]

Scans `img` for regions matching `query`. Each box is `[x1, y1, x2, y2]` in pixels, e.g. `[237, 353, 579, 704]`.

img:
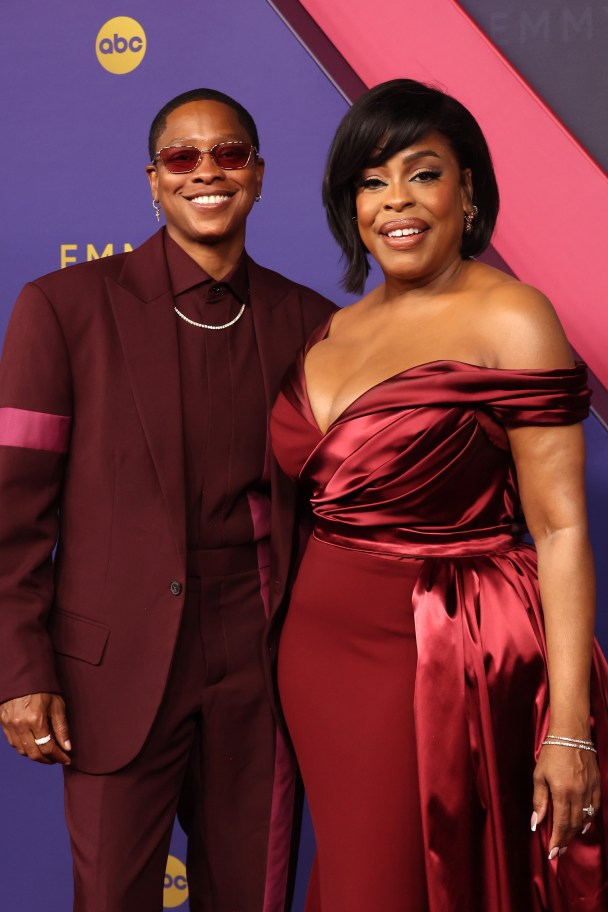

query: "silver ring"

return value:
[582, 805, 595, 817]
[34, 734, 52, 746]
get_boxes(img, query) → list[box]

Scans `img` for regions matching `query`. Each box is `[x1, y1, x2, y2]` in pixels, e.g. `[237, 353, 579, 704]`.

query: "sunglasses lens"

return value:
[157, 143, 255, 172]
[213, 143, 253, 169]
[158, 147, 201, 173]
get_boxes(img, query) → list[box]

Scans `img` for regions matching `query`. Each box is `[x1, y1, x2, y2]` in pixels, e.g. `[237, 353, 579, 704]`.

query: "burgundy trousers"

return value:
[64, 546, 291, 912]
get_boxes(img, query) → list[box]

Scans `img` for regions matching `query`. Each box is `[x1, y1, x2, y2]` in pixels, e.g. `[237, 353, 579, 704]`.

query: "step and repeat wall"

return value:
[1, 2, 606, 910]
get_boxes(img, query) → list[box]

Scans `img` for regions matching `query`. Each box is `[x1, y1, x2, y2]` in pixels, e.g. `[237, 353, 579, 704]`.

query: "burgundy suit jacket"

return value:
[0, 230, 334, 773]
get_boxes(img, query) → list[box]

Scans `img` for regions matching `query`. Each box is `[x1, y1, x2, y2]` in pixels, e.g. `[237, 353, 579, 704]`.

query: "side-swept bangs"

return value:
[322, 79, 499, 294]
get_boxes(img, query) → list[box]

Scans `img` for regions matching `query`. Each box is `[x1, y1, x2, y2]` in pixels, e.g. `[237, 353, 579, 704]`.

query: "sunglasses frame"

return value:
[153, 141, 258, 173]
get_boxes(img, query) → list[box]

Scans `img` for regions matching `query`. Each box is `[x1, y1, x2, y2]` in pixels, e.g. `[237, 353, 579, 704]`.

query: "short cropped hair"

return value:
[322, 78, 500, 294]
[148, 88, 260, 161]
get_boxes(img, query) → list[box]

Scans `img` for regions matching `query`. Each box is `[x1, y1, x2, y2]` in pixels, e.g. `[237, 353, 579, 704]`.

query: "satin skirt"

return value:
[278, 536, 428, 911]
[278, 535, 608, 912]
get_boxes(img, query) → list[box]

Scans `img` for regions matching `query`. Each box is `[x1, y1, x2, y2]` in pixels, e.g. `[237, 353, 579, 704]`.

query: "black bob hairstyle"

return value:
[322, 78, 500, 294]
[148, 88, 260, 162]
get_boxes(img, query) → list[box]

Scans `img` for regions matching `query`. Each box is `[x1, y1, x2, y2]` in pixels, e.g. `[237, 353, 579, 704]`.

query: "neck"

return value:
[382, 255, 468, 303]
[166, 226, 245, 280]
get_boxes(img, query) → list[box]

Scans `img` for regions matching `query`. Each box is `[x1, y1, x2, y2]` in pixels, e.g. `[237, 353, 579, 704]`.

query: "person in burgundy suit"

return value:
[0, 88, 334, 912]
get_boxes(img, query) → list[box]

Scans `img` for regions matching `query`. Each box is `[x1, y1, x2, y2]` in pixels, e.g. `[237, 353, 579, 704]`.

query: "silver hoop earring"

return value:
[464, 204, 478, 234]
[153, 199, 161, 223]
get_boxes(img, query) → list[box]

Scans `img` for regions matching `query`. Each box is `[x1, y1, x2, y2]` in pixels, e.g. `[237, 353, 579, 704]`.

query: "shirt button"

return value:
[169, 580, 182, 596]
[210, 284, 223, 294]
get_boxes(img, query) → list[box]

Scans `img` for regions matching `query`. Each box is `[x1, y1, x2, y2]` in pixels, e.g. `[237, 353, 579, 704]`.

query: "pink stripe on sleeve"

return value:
[0, 407, 71, 453]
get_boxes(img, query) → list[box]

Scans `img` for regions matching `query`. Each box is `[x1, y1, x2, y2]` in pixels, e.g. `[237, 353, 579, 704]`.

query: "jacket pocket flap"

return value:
[50, 610, 110, 666]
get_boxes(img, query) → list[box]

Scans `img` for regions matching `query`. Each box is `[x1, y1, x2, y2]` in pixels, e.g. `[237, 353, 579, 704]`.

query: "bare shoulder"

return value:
[471, 270, 574, 370]
[326, 287, 381, 339]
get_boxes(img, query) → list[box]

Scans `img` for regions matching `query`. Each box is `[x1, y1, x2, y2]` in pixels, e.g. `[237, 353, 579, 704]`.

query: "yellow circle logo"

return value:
[163, 855, 189, 908]
[95, 17, 146, 74]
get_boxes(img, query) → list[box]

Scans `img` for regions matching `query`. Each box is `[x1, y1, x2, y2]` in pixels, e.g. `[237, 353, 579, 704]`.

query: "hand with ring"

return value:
[532, 738, 601, 859]
[0, 692, 72, 765]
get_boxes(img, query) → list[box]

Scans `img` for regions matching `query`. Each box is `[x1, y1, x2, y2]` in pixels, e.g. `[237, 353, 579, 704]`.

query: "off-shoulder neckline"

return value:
[302, 316, 585, 436]
[301, 357, 584, 437]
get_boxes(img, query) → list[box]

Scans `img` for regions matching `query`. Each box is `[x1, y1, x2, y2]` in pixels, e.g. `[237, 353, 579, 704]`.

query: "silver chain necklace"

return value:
[173, 301, 246, 330]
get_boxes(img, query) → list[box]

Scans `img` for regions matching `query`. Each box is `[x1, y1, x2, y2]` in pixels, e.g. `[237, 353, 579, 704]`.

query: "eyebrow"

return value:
[366, 148, 442, 169]
[163, 134, 245, 146]
[402, 149, 441, 162]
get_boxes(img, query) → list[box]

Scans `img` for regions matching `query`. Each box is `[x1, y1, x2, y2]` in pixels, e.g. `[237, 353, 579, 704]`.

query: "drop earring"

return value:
[153, 199, 161, 223]
[255, 194, 262, 203]
[464, 205, 478, 234]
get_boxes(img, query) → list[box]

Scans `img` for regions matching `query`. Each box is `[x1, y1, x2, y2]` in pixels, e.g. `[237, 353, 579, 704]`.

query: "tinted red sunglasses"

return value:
[153, 141, 258, 173]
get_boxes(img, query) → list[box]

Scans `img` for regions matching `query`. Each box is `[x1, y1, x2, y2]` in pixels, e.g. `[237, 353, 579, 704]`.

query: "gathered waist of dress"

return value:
[313, 518, 522, 559]
[187, 539, 269, 578]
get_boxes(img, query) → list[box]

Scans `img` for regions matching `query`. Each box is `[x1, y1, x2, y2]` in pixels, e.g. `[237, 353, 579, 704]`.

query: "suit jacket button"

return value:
[169, 580, 182, 596]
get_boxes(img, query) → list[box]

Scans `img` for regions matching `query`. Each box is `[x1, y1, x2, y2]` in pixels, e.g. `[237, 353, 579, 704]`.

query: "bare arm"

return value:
[508, 421, 599, 853]
[483, 281, 600, 855]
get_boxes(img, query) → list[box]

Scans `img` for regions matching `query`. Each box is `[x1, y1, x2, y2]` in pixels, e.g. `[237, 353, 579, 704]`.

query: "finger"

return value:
[31, 727, 71, 766]
[549, 796, 573, 855]
[2, 725, 26, 755]
[582, 786, 602, 835]
[44, 737, 71, 765]
[532, 776, 550, 829]
[0, 721, 18, 750]
[49, 697, 72, 752]
[19, 731, 53, 764]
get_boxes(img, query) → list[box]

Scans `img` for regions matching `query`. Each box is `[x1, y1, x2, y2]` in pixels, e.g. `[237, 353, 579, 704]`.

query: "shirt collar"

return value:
[163, 229, 249, 302]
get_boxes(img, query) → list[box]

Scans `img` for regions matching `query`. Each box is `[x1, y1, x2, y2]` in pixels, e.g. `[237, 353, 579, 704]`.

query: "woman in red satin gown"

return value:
[270, 80, 608, 911]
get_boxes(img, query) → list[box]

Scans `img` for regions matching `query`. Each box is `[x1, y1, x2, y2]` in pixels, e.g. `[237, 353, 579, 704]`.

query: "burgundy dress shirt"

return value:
[164, 232, 270, 550]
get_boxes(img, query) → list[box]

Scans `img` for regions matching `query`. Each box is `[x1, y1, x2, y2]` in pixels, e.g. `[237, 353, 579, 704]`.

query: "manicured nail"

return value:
[530, 812, 538, 832]
[558, 847, 568, 857]
[548, 847, 559, 861]
[64, 740, 72, 750]
[582, 823, 591, 835]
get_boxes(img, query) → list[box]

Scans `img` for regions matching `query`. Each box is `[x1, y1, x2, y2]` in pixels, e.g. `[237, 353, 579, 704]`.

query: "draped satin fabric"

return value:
[270, 319, 608, 911]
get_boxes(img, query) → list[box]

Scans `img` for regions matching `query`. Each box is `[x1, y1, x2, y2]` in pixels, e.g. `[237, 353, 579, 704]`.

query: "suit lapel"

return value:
[248, 260, 298, 613]
[108, 231, 186, 563]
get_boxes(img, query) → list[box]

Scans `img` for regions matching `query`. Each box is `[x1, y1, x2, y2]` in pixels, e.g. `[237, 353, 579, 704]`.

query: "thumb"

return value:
[49, 696, 72, 750]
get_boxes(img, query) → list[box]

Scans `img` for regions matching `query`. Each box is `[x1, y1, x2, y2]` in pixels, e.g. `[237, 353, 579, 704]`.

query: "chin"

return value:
[189, 228, 231, 245]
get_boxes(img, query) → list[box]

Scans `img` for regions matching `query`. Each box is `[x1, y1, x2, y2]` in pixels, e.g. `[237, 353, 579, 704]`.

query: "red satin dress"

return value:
[270, 319, 608, 912]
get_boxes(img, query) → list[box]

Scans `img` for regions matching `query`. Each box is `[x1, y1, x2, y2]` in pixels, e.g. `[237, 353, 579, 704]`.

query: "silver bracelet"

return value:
[542, 738, 597, 753]
[546, 733, 595, 746]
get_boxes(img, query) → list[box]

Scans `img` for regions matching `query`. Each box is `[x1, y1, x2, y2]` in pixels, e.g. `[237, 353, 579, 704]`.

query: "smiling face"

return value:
[146, 100, 264, 265]
[355, 131, 473, 290]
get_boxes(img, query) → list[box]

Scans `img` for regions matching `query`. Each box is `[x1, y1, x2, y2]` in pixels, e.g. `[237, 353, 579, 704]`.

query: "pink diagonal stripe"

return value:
[299, 0, 608, 389]
[0, 407, 71, 453]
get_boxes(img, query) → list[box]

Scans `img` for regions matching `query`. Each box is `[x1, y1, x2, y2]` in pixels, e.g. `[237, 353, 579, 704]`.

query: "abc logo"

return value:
[96, 17, 147, 75]
[163, 854, 189, 908]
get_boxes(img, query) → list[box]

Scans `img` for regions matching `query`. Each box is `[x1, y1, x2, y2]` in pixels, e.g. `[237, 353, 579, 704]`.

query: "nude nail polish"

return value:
[582, 823, 591, 835]
[559, 847, 568, 857]
[548, 847, 559, 861]
[530, 812, 538, 832]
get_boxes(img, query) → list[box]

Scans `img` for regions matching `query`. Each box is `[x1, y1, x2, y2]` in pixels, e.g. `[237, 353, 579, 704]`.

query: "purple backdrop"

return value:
[0, 2, 606, 910]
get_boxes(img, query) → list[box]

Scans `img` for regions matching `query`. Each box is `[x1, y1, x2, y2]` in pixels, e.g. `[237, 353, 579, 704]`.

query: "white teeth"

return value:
[387, 227, 423, 238]
[190, 194, 230, 204]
